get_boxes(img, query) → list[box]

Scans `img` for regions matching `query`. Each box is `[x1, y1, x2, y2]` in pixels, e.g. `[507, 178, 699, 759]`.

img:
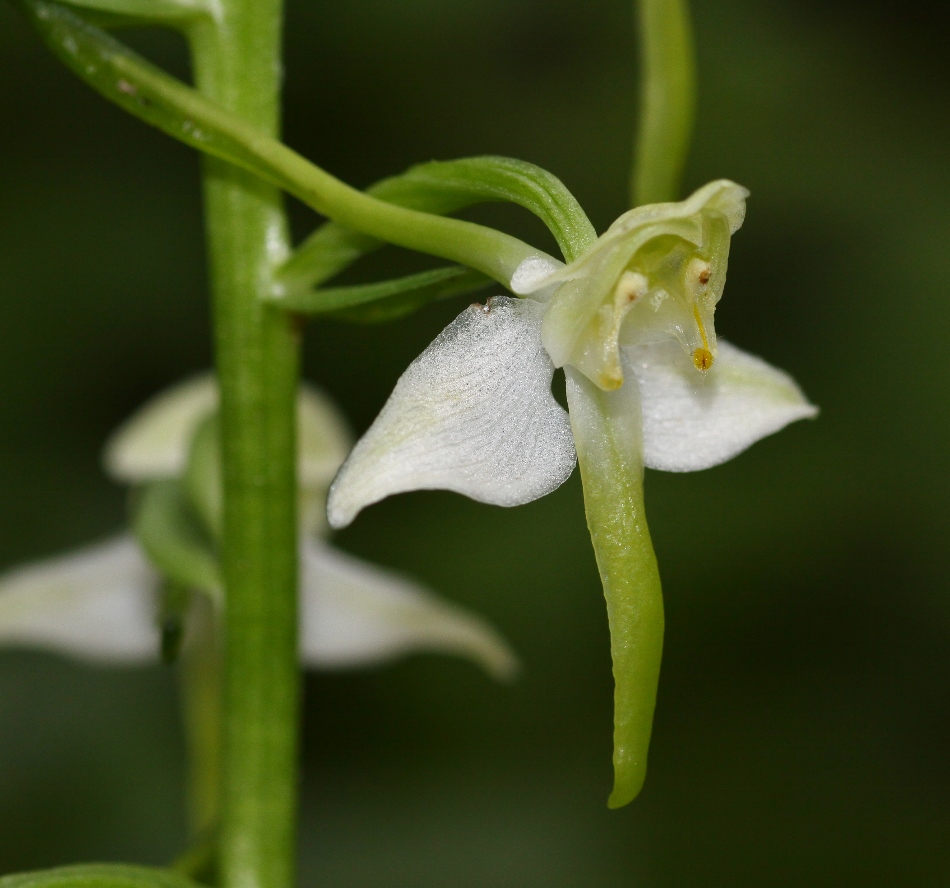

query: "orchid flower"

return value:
[327, 180, 818, 806]
[0, 375, 517, 680]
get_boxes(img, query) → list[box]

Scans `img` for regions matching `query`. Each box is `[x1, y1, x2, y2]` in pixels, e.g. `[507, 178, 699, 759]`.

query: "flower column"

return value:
[188, 5, 300, 888]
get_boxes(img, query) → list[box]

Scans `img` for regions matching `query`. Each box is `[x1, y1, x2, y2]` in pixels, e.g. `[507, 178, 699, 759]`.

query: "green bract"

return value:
[512, 179, 747, 390]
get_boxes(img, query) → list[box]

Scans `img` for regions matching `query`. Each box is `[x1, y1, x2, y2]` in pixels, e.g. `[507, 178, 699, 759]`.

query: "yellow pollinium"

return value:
[690, 301, 714, 372]
[692, 347, 713, 371]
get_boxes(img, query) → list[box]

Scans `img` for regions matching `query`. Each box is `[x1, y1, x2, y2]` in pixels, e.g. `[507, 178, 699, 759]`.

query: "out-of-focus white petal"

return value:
[0, 535, 160, 663]
[104, 374, 351, 493]
[628, 340, 818, 472]
[104, 375, 217, 483]
[299, 540, 518, 680]
[297, 384, 352, 492]
[327, 296, 576, 528]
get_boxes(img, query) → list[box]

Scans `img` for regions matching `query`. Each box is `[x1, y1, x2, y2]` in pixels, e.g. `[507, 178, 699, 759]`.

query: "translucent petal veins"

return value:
[327, 296, 576, 528]
[0, 535, 160, 663]
[630, 339, 819, 472]
[299, 540, 518, 680]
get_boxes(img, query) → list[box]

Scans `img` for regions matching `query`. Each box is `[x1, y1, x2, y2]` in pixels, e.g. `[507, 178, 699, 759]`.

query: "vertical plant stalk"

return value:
[188, 6, 300, 888]
[632, 0, 697, 205]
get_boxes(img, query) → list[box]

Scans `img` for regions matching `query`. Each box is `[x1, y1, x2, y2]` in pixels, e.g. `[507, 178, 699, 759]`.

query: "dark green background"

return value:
[1, 0, 949, 884]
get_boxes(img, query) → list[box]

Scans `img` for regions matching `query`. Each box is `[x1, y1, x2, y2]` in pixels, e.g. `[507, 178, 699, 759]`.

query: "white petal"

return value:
[0, 535, 160, 663]
[327, 296, 576, 528]
[104, 374, 352, 493]
[103, 374, 218, 483]
[628, 339, 818, 472]
[299, 540, 518, 680]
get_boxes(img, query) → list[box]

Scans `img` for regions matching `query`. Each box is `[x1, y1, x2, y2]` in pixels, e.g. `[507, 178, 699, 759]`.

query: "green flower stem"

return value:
[16, 0, 547, 287]
[565, 367, 664, 809]
[632, 0, 696, 205]
[188, 7, 300, 888]
[277, 156, 597, 296]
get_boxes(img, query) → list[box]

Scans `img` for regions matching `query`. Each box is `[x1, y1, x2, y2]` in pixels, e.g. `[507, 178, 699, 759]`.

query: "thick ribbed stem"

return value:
[189, 7, 300, 888]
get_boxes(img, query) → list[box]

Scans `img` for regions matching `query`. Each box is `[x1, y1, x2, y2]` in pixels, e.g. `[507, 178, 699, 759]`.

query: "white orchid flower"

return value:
[0, 375, 517, 681]
[326, 180, 817, 806]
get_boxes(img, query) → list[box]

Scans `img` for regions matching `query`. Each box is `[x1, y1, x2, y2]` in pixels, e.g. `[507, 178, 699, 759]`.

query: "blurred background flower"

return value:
[0, 0, 948, 884]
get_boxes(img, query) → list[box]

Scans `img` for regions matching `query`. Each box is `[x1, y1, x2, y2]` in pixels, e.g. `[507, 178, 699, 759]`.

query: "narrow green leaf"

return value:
[132, 479, 221, 600]
[279, 265, 492, 323]
[277, 156, 597, 296]
[0, 864, 204, 888]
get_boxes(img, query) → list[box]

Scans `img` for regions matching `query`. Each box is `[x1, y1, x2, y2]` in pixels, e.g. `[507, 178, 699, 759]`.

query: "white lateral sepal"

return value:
[299, 540, 518, 680]
[327, 296, 576, 528]
[629, 340, 818, 472]
[0, 535, 160, 663]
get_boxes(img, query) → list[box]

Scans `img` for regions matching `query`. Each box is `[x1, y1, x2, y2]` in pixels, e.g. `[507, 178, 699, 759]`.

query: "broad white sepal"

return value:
[0, 535, 160, 663]
[299, 540, 518, 680]
[629, 340, 818, 472]
[327, 296, 576, 528]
